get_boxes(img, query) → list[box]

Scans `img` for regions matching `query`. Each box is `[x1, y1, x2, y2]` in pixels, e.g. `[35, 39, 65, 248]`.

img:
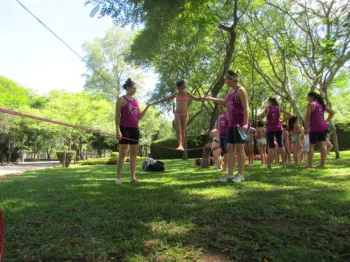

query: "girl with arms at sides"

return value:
[288, 116, 302, 165]
[152, 80, 204, 151]
[304, 92, 335, 168]
[245, 127, 256, 167]
[255, 120, 268, 165]
[115, 78, 152, 184]
[217, 104, 229, 172]
[205, 69, 250, 183]
[257, 97, 291, 168]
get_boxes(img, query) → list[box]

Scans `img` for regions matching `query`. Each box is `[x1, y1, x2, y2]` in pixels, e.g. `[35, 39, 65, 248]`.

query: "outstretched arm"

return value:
[257, 107, 267, 120]
[187, 92, 204, 102]
[152, 93, 176, 105]
[138, 103, 152, 120]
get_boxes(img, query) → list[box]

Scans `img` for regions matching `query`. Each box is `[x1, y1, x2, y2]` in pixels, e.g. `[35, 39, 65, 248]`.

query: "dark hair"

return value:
[308, 91, 325, 109]
[282, 124, 288, 129]
[268, 97, 279, 106]
[226, 69, 241, 81]
[176, 80, 185, 87]
[257, 120, 264, 127]
[122, 78, 135, 90]
[288, 116, 298, 131]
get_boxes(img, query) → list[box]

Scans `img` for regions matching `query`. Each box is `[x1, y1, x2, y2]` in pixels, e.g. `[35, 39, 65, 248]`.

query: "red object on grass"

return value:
[0, 208, 4, 262]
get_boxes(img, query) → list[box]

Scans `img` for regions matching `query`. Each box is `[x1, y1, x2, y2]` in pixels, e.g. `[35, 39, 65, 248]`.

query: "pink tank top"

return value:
[217, 114, 229, 137]
[119, 96, 139, 128]
[266, 105, 282, 133]
[309, 101, 328, 132]
[227, 87, 244, 127]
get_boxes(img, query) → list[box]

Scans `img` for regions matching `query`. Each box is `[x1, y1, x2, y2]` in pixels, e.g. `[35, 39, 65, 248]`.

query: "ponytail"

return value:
[308, 92, 325, 110]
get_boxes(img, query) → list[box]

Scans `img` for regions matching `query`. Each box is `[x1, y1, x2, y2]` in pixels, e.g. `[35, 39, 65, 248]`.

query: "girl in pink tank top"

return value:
[304, 92, 335, 168]
[152, 80, 205, 151]
[115, 78, 152, 184]
[204, 69, 249, 183]
[257, 97, 291, 168]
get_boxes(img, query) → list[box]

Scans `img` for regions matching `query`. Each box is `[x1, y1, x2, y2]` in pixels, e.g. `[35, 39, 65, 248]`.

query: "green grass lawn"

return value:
[0, 152, 350, 261]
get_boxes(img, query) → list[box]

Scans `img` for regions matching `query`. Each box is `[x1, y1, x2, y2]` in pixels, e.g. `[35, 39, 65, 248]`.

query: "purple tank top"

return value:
[227, 87, 244, 127]
[266, 105, 282, 133]
[217, 114, 229, 137]
[310, 101, 328, 132]
[119, 96, 139, 128]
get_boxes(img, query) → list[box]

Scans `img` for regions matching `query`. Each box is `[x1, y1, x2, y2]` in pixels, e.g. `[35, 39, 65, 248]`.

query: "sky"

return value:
[0, 0, 158, 96]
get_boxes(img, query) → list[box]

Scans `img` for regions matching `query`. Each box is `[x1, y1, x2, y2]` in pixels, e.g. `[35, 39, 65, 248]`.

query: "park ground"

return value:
[0, 152, 349, 261]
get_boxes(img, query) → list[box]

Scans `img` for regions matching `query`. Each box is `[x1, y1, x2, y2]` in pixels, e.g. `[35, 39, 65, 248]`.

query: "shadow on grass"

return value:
[0, 156, 349, 261]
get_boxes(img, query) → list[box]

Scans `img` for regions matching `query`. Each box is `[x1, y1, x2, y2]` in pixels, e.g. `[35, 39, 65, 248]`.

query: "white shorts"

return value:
[257, 138, 267, 145]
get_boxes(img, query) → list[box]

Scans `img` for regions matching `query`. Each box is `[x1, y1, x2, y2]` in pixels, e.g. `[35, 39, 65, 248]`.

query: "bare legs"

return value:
[245, 142, 254, 166]
[174, 114, 188, 151]
[116, 144, 139, 184]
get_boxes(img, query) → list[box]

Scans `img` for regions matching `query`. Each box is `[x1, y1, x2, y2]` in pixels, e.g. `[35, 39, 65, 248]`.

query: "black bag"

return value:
[148, 160, 165, 171]
[143, 158, 165, 172]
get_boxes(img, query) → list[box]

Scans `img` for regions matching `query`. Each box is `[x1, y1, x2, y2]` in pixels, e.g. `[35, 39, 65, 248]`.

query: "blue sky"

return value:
[0, 0, 157, 96]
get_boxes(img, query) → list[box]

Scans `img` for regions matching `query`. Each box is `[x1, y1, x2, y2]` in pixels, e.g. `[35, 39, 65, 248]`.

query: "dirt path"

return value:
[0, 162, 60, 176]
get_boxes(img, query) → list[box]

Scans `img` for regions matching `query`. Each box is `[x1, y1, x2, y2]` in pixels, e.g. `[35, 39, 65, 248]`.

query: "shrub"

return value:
[77, 157, 118, 165]
[125, 156, 147, 163]
[56, 151, 76, 167]
[77, 156, 147, 165]
[110, 152, 119, 158]
[151, 135, 207, 159]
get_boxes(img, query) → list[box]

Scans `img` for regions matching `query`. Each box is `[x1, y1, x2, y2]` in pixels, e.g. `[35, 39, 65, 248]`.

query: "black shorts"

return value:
[309, 130, 328, 144]
[119, 126, 140, 145]
[220, 136, 228, 154]
[267, 131, 283, 148]
[226, 127, 245, 145]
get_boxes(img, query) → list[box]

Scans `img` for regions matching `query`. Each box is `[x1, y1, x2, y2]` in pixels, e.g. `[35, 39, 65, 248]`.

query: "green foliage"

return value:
[78, 157, 118, 165]
[77, 156, 147, 165]
[56, 151, 76, 167]
[151, 135, 207, 159]
[110, 152, 119, 158]
[0, 76, 31, 109]
[81, 27, 145, 101]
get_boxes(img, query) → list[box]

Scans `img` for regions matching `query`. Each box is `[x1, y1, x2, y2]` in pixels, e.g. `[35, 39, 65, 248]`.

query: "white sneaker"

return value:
[213, 166, 219, 170]
[218, 174, 234, 182]
[232, 174, 245, 183]
[116, 178, 121, 184]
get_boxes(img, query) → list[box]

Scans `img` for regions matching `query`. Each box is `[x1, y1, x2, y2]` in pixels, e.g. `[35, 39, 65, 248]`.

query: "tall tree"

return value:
[82, 27, 145, 101]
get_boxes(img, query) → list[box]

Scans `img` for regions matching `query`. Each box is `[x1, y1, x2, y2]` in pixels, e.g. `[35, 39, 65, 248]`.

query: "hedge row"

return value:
[77, 156, 147, 165]
[150, 135, 207, 159]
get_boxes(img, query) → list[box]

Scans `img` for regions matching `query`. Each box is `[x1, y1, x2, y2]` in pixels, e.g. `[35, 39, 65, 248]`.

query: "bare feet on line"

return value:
[131, 179, 140, 183]
[176, 146, 185, 151]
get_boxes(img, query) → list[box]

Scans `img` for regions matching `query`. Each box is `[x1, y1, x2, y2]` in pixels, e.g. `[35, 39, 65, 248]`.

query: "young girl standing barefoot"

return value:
[255, 121, 267, 165]
[153, 80, 204, 151]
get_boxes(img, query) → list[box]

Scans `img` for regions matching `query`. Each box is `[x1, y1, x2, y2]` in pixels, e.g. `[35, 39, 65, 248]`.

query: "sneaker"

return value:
[218, 174, 234, 183]
[232, 174, 244, 183]
[213, 166, 219, 170]
[116, 178, 121, 184]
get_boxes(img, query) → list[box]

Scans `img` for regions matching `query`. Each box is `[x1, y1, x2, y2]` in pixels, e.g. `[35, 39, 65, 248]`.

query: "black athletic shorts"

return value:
[119, 126, 140, 145]
[226, 127, 245, 144]
[267, 131, 283, 148]
[309, 130, 328, 144]
[220, 135, 228, 154]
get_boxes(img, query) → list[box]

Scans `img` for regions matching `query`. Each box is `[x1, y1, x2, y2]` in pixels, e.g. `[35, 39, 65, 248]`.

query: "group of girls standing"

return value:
[114, 70, 334, 184]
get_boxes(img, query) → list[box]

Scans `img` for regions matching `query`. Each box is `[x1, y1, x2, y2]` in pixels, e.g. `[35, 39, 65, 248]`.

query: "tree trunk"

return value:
[7, 138, 11, 164]
[330, 123, 340, 159]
